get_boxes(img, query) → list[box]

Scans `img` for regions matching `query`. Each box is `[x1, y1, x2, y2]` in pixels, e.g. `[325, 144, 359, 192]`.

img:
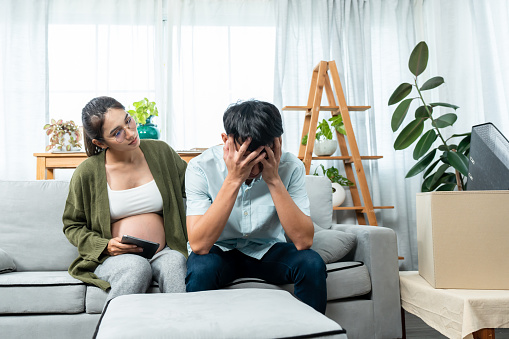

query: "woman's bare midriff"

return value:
[111, 213, 166, 253]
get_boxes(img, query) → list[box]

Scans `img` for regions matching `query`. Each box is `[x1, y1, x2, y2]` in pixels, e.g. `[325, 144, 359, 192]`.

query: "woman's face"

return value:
[100, 108, 140, 150]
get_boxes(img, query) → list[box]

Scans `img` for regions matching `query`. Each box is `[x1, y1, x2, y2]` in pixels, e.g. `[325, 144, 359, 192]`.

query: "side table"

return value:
[400, 271, 509, 339]
[34, 151, 202, 180]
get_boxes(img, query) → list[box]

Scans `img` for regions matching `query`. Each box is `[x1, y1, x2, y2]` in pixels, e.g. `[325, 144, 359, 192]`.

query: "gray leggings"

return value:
[94, 246, 186, 302]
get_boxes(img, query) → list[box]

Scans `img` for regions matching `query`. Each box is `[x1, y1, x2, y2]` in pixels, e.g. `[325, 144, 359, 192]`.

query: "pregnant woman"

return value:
[63, 96, 188, 302]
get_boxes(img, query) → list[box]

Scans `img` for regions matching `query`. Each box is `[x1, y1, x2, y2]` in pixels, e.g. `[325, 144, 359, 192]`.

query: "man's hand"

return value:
[261, 137, 282, 185]
[223, 136, 265, 185]
[104, 237, 143, 256]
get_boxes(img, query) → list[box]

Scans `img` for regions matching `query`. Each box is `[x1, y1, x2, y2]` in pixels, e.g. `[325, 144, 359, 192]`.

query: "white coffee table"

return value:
[400, 271, 509, 339]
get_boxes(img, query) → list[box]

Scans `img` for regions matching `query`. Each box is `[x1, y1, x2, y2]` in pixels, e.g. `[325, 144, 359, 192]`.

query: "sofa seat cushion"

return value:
[225, 261, 371, 301]
[86, 284, 161, 314]
[0, 271, 85, 314]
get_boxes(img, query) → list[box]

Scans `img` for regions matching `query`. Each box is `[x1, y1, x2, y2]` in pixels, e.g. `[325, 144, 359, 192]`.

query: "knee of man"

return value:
[187, 252, 222, 277]
[299, 250, 327, 276]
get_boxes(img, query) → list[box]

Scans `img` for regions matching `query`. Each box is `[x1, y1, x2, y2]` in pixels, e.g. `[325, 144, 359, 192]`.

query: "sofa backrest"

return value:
[0, 180, 78, 271]
[0, 176, 332, 271]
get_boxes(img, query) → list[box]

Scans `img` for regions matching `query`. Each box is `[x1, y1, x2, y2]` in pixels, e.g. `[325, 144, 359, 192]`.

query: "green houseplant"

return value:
[128, 97, 160, 140]
[388, 41, 470, 192]
[313, 164, 354, 207]
[302, 115, 347, 156]
[43, 119, 82, 152]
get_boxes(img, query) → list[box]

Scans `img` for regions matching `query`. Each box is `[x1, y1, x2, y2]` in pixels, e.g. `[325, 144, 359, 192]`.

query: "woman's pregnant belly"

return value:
[111, 213, 166, 253]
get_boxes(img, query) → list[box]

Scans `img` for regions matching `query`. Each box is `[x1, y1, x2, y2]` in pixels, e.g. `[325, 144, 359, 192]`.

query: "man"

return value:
[185, 100, 327, 313]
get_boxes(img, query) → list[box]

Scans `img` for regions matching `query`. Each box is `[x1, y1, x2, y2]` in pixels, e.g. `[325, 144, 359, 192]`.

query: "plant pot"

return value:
[314, 139, 337, 156]
[137, 116, 160, 140]
[331, 183, 346, 207]
[52, 134, 81, 152]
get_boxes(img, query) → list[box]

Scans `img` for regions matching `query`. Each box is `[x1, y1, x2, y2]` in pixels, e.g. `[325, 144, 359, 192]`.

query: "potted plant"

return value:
[313, 164, 354, 207]
[388, 41, 470, 191]
[128, 97, 160, 140]
[43, 119, 82, 152]
[301, 115, 346, 156]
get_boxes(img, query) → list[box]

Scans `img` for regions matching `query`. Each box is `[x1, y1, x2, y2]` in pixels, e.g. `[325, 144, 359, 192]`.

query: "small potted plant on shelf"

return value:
[313, 164, 354, 207]
[301, 115, 346, 156]
[388, 41, 470, 191]
[43, 119, 82, 152]
[128, 97, 160, 140]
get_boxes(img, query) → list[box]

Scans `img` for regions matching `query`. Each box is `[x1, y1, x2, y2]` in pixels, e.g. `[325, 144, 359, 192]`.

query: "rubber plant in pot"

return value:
[43, 119, 82, 152]
[301, 115, 347, 156]
[313, 164, 354, 207]
[388, 41, 470, 192]
[128, 98, 160, 140]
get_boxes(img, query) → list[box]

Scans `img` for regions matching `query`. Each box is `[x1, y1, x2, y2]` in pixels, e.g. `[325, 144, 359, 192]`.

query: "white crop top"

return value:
[107, 180, 163, 222]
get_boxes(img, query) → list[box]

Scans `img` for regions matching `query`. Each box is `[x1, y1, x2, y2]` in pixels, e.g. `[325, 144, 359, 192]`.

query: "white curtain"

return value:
[0, 0, 49, 180]
[2, 0, 509, 269]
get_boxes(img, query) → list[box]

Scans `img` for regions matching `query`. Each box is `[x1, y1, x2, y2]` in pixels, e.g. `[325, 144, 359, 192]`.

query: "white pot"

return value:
[313, 139, 337, 156]
[54, 134, 81, 152]
[332, 183, 346, 207]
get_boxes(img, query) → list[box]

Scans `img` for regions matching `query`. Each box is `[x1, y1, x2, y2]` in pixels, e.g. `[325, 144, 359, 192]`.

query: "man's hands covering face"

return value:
[260, 137, 282, 185]
[223, 136, 265, 185]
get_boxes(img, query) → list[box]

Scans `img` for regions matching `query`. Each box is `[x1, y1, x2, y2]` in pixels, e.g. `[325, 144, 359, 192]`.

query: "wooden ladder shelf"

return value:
[283, 60, 393, 226]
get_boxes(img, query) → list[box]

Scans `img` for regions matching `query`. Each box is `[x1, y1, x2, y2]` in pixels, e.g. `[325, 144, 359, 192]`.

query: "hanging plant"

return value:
[388, 41, 471, 192]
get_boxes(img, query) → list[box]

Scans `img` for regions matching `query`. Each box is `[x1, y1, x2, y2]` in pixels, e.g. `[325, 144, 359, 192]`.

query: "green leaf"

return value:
[446, 151, 469, 176]
[437, 183, 457, 191]
[457, 135, 471, 153]
[430, 102, 459, 110]
[423, 159, 440, 178]
[422, 175, 433, 192]
[301, 134, 308, 145]
[413, 130, 437, 160]
[420, 77, 444, 91]
[329, 115, 346, 135]
[406, 149, 436, 178]
[430, 163, 449, 188]
[388, 83, 413, 105]
[415, 105, 432, 119]
[409, 41, 429, 76]
[432, 113, 457, 128]
[391, 98, 413, 131]
[317, 119, 332, 139]
[394, 119, 425, 150]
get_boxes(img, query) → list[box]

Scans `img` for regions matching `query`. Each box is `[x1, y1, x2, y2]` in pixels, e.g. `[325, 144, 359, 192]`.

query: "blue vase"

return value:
[137, 116, 160, 140]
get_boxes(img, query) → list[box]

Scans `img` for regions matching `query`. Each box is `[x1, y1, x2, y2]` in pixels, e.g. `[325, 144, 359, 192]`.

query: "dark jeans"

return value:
[186, 242, 327, 314]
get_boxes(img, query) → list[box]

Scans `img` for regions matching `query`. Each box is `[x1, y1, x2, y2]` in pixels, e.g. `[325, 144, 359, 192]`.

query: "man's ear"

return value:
[92, 139, 108, 150]
[221, 133, 228, 144]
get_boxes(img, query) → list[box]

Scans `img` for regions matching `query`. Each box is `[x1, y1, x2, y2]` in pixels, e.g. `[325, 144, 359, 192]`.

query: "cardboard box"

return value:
[416, 191, 509, 289]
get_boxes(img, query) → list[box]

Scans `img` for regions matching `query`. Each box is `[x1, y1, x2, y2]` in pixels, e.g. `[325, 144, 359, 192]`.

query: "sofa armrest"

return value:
[332, 224, 402, 339]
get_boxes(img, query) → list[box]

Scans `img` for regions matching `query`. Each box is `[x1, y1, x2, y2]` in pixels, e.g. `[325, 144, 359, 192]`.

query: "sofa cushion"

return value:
[0, 271, 85, 313]
[311, 227, 357, 264]
[224, 261, 371, 301]
[86, 284, 161, 314]
[0, 248, 16, 274]
[305, 175, 333, 229]
[0, 181, 78, 271]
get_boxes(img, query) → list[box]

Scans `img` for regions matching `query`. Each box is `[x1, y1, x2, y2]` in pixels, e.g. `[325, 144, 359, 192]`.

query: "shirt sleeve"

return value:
[287, 162, 311, 217]
[185, 161, 213, 216]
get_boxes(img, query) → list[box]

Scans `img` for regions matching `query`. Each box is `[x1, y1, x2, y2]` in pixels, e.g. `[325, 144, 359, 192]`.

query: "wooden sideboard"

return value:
[34, 151, 202, 180]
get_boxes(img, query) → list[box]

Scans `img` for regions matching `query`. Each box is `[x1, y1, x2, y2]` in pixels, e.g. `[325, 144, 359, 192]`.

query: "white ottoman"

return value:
[94, 289, 347, 338]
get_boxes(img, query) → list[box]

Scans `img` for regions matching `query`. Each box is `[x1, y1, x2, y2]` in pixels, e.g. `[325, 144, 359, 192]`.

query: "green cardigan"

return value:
[62, 139, 188, 290]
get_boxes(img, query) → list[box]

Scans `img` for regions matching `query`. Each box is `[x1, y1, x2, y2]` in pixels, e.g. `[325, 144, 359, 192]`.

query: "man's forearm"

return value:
[187, 178, 241, 254]
[267, 179, 314, 250]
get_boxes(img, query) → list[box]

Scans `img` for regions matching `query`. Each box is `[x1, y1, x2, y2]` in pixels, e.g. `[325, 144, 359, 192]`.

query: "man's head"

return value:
[223, 100, 283, 151]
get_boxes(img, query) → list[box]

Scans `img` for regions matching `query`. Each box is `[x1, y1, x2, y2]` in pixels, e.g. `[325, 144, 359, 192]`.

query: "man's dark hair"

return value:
[223, 100, 283, 152]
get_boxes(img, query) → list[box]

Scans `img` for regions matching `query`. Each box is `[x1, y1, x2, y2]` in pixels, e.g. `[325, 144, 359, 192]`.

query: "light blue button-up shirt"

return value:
[185, 145, 311, 259]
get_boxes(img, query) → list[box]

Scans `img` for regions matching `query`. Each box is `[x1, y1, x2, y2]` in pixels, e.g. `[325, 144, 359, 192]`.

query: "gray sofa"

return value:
[0, 177, 402, 339]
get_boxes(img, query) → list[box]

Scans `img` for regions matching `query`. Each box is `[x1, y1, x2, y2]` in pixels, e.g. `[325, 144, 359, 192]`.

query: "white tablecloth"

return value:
[400, 271, 509, 339]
